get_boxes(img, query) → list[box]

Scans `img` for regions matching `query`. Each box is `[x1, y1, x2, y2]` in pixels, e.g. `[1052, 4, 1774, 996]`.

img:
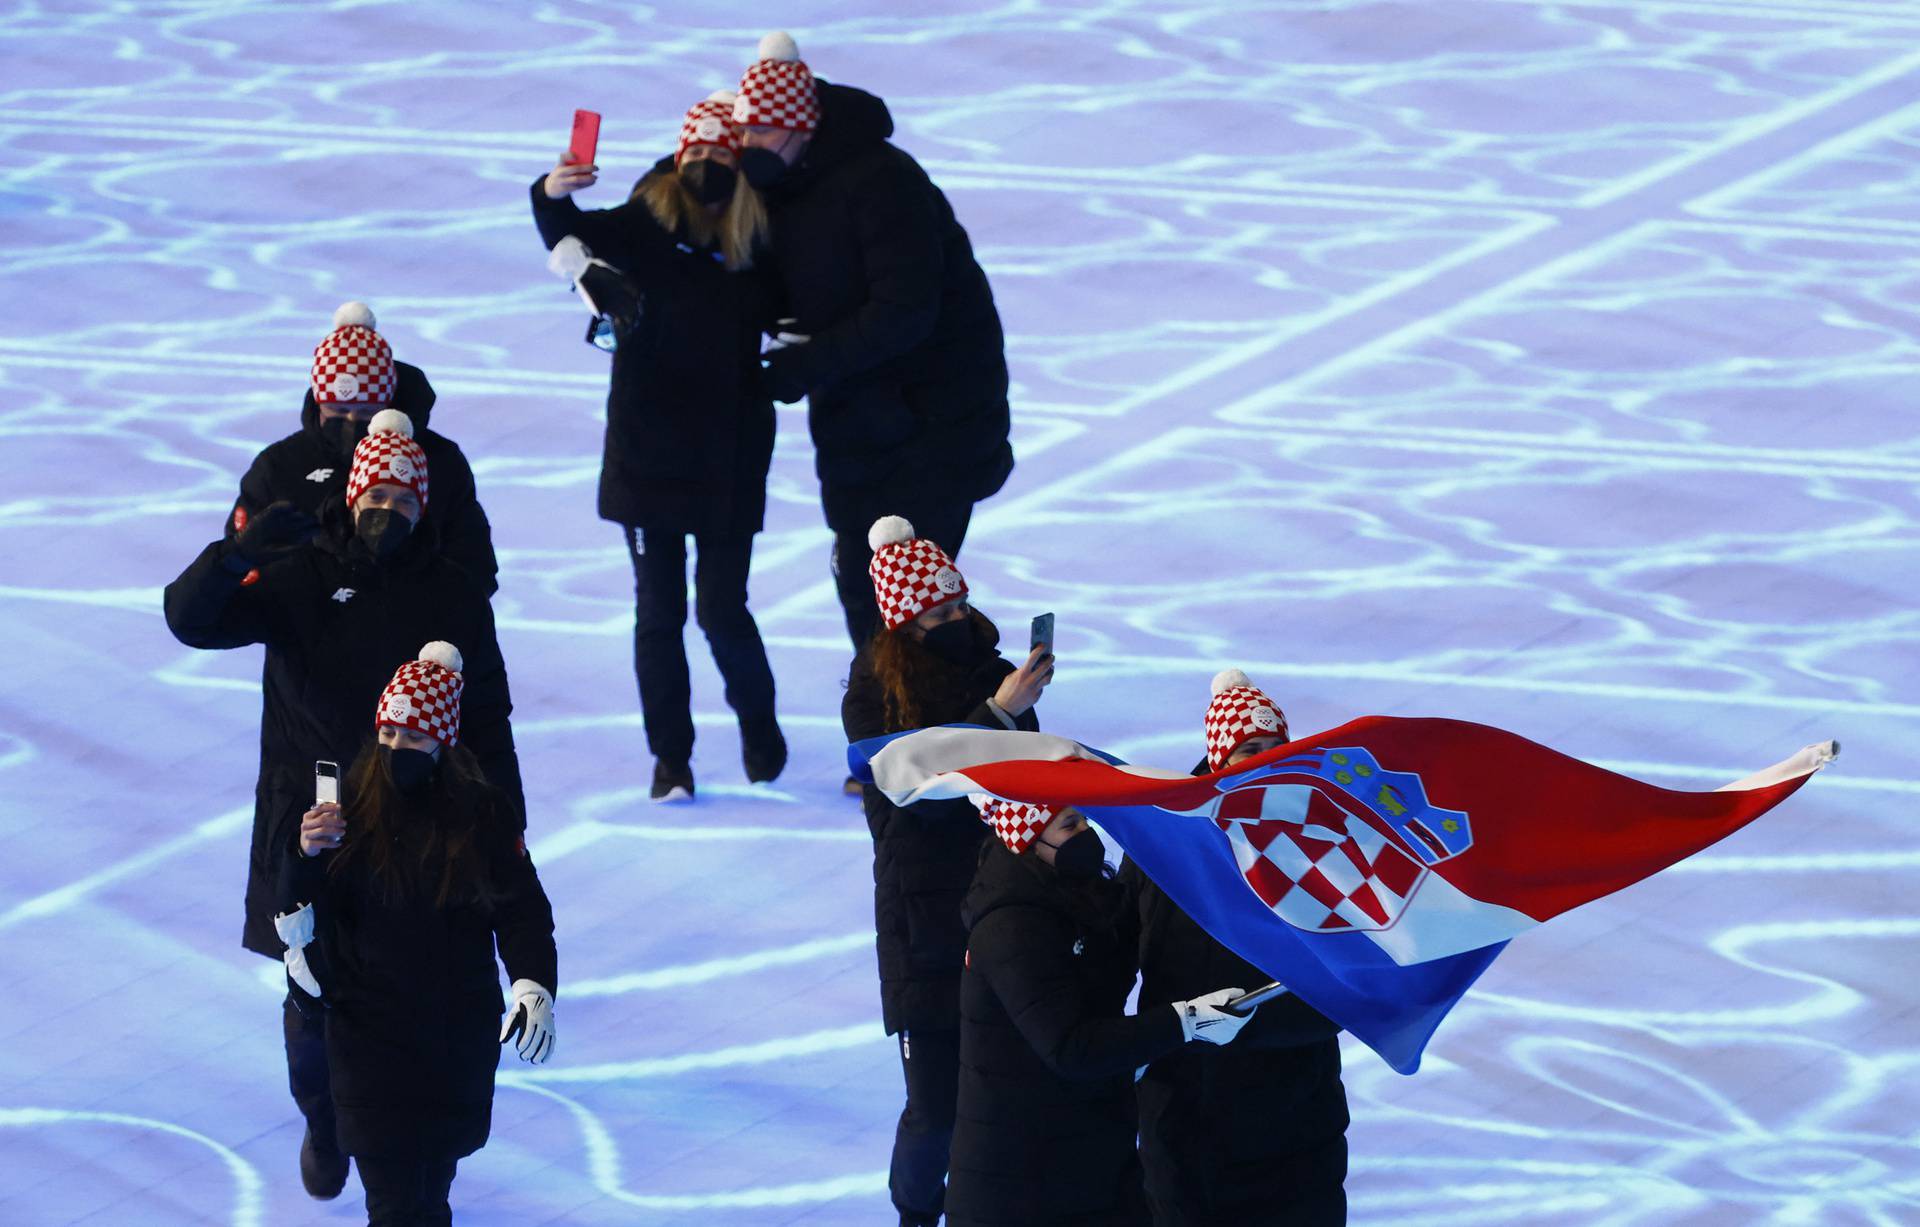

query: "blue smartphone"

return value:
[1030, 612, 1054, 653]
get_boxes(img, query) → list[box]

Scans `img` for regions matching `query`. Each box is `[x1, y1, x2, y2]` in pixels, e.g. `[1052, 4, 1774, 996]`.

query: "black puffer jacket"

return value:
[283, 779, 555, 1160]
[530, 167, 778, 536]
[163, 518, 524, 956]
[228, 363, 497, 592]
[947, 842, 1186, 1227]
[1123, 856, 1350, 1226]
[758, 82, 1013, 533]
[842, 619, 1036, 1035]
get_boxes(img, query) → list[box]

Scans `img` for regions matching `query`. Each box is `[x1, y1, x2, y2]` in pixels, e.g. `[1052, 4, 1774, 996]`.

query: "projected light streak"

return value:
[510, 1023, 880, 1084]
[0, 1107, 265, 1227]
[0, 807, 251, 931]
[564, 932, 873, 998]
[501, 1080, 887, 1210]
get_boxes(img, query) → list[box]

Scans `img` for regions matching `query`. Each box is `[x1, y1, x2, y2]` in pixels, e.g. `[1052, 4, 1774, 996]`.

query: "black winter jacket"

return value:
[842, 623, 1036, 1035]
[1123, 855, 1350, 1226]
[283, 782, 555, 1159]
[229, 362, 497, 592]
[757, 82, 1013, 532]
[163, 522, 524, 956]
[947, 842, 1186, 1227]
[530, 169, 778, 536]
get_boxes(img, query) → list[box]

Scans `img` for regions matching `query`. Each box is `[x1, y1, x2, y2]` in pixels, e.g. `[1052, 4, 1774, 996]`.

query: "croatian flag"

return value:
[850, 717, 1834, 1073]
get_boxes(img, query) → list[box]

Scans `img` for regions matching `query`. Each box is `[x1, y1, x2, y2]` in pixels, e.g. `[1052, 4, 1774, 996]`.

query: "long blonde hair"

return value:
[633, 164, 770, 272]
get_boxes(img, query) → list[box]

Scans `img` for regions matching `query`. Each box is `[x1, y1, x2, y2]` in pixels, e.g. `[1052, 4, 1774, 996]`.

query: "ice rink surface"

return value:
[2, 1, 1917, 1223]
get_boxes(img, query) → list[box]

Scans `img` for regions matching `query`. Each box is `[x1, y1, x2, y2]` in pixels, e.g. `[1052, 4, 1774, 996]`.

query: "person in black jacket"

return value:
[731, 32, 1015, 650]
[227, 301, 497, 592]
[1122, 668, 1349, 1226]
[531, 91, 786, 802]
[949, 800, 1257, 1227]
[279, 642, 556, 1227]
[163, 410, 525, 1200]
[842, 516, 1053, 1227]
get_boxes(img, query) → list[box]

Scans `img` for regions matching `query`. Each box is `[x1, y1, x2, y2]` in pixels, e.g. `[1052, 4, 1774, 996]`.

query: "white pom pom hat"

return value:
[377, 642, 465, 746]
[677, 89, 742, 165]
[345, 409, 429, 512]
[868, 515, 967, 631]
[1203, 668, 1289, 771]
[312, 301, 395, 405]
[733, 29, 820, 132]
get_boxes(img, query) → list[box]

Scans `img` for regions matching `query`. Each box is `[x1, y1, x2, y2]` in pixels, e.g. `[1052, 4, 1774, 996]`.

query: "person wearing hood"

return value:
[225, 302, 497, 593]
[731, 32, 1016, 651]
[948, 800, 1259, 1227]
[163, 411, 525, 1202]
[1119, 670, 1349, 1226]
[531, 92, 786, 802]
[841, 516, 1053, 1227]
[278, 643, 556, 1227]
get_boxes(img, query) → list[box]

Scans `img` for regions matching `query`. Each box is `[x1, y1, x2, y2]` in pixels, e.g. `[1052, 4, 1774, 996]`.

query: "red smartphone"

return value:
[568, 108, 601, 166]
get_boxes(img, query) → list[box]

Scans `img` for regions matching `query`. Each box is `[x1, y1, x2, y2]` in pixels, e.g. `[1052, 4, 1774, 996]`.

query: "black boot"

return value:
[741, 715, 787, 784]
[651, 758, 695, 803]
[299, 1123, 349, 1199]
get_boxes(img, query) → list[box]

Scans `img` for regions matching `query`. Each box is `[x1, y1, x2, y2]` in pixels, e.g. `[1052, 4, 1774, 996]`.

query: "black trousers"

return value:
[283, 996, 335, 1146]
[625, 527, 777, 763]
[358, 1153, 457, 1227]
[832, 497, 973, 650]
[890, 1027, 961, 1224]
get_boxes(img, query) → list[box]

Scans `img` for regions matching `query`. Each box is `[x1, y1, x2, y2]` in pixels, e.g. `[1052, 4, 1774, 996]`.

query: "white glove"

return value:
[1173, 987, 1254, 1046]
[764, 317, 810, 352]
[274, 903, 322, 998]
[499, 979, 556, 1064]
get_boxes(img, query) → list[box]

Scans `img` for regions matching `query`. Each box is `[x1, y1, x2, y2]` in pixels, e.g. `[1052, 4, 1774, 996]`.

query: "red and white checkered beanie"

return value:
[345, 409, 430, 512]
[868, 515, 967, 631]
[733, 31, 820, 133]
[1204, 668, 1290, 771]
[312, 301, 396, 404]
[976, 798, 1058, 856]
[376, 642, 464, 746]
[678, 90, 742, 165]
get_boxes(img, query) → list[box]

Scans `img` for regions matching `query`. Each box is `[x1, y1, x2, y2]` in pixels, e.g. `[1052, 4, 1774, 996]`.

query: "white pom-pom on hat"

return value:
[418, 641, 464, 673]
[758, 30, 800, 62]
[869, 515, 915, 551]
[369, 408, 413, 438]
[1211, 668, 1254, 697]
[332, 300, 376, 330]
[706, 88, 737, 104]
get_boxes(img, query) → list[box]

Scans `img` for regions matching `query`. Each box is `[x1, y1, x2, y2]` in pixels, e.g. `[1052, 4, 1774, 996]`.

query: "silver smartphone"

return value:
[1030, 611, 1054, 654]
[314, 760, 340, 806]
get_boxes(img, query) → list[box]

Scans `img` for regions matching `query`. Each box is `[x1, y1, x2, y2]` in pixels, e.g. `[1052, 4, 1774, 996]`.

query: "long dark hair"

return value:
[329, 738, 503, 909]
[868, 608, 1002, 732]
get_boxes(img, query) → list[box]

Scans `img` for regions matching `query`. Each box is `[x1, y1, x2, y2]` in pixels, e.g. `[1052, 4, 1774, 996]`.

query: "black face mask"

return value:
[921, 618, 978, 666]
[356, 507, 414, 560]
[739, 146, 788, 190]
[681, 159, 737, 206]
[319, 415, 368, 461]
[382, 745, 438, 797]
[1046, 828, 1106, 880]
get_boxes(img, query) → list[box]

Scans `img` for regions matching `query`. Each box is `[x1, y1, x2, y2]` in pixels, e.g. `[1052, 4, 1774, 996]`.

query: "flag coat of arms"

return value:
[850, 716, 1832, 1073]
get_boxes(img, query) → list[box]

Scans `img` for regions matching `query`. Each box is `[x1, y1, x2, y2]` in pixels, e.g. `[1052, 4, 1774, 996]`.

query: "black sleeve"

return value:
[162, 538, 291, 650]
[485, 814, 558, 992]
[529, 174, 660, 275]
[459, 594, 526, 830]
[843, 661, 895, 839]
[427, 438, 499, 595]
[224, 452, 277, 545]
[1237, 992, 1344, 1049]
[970, 906, 1186, 1080]
[777, 159, 944, 387]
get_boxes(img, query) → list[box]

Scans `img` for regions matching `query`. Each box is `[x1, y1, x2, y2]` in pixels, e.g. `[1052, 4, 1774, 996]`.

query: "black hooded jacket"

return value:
[946, 842, 1185, 1227]
[281, 775, 555, 1161]
[530, 165, 778, 536]
[842, 618, 1036, 1035]
[757, 82, 1014, 532]
[164, 515, 524, 956]
[227, 362, 497, 592]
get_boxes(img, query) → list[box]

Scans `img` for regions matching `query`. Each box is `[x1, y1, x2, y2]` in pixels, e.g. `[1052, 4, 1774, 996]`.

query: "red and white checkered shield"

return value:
[1212, 783, 1427, 933]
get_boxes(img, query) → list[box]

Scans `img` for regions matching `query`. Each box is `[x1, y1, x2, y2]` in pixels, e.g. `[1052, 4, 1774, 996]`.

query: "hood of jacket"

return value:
[792, 80, 894, 179]
[300, 360, 437, 436]
[961, 838, 1071, 932]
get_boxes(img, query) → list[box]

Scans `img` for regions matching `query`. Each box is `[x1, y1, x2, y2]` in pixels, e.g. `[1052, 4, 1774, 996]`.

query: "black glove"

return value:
[760, 346, 810, 405]
[578, 263, 643, 337]
[233, 500, 319, 566]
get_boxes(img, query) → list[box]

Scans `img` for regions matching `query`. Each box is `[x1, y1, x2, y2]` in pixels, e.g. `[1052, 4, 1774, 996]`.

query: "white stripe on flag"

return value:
[864, 727, 1184, 807]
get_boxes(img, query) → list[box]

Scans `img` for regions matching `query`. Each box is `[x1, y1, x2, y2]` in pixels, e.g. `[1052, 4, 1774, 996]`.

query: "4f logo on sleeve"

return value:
[330, 588, 356, 603]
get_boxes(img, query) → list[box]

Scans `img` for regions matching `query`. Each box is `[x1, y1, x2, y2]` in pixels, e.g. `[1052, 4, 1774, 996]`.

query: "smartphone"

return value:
[314, 760, 340, 806]
[568, 108, 601, 166]
[1029, 612, 1054, 654]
